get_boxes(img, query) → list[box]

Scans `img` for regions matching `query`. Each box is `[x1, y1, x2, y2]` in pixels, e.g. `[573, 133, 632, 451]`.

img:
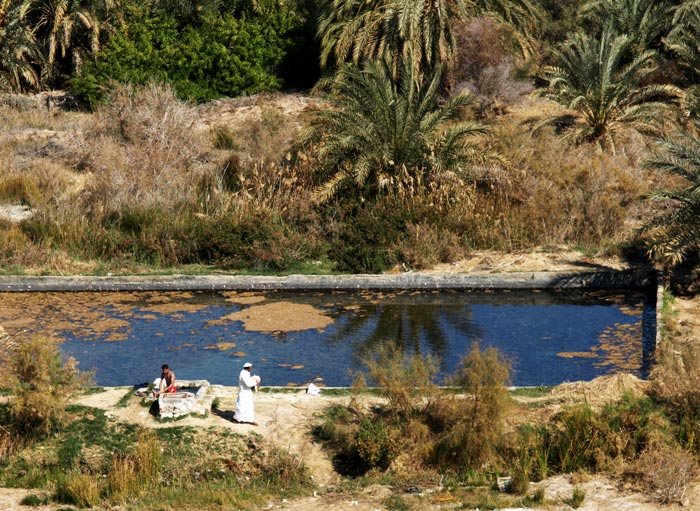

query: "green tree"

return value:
[317, 0, 543, 76]
[21, 0, 120, 84]
[305, 54, 499, 203]
[71, 3, 297, 104]
[665, 0, 700, 118]
[0, 0, 40, 91]
[9, 336, 89, 438]
[536, 26, 680, 152]
[362, 340, 440, 418]
[579, 0, 674, 52]
[643, 128, 700, 266]
[431, 342, 511, 467]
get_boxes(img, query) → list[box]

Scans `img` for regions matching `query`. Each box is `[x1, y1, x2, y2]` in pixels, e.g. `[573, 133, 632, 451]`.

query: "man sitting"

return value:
[153, 364, 177, 397]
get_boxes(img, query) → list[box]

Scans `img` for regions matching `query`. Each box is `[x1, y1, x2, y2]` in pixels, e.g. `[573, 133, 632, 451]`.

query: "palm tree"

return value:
[317, 0, 543, 77]
[579, 0, 674, 53]
[535, 27, 681, 152]
[643, 128, 700, 265]
[21, 0, 119, 82]
[304, 54, 500, 203]
[665, 0, 700, 118]
[318, 0, 463, 76]
[0, 0, 40, 91]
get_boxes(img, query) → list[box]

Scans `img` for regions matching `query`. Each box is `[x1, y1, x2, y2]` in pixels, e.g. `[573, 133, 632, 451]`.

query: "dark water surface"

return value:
[4, 288, 656, 387]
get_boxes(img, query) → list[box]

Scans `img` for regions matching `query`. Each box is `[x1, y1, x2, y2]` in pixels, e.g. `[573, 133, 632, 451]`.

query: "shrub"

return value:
[57, 437, 83, 471]
[354, 419, 401, 471]
[362, 340, 439, 418]
[106, 454, 139, 502]
[651, 342, 700, 453]
[329, 199, 405, 273]
[509, 465, 530, 495]
[570, 486, 586, 508]
[449, 16, 531, 115]
[252, 446, 310, 488]
[0, 173, 42, 206]
[632, 445, 695, 504]
[465, 120, 648, 251]
[430, 343, 511, 468]
[9, 336, 90, 439]
[134, 430, 161, 485]
[546, 405, 604, 473]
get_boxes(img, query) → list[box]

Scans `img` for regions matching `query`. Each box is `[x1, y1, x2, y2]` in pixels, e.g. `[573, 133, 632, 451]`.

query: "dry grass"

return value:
[0, 87, 684, 272]
[631, 446, 695, 504]
[59, 473, 102, 508]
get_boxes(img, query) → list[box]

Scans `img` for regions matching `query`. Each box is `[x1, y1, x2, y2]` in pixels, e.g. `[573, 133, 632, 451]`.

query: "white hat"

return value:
[243, 362, 253, 368]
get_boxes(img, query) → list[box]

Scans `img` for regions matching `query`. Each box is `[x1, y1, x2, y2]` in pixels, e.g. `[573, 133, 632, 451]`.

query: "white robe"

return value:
[233, 369, 257, 423]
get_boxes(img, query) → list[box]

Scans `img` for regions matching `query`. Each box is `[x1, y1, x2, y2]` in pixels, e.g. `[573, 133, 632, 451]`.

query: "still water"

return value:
[2, 288, 656, 387]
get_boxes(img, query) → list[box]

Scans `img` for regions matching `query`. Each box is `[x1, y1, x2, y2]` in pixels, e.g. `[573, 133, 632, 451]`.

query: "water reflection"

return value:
[0, 288, 656, 387]
[326, 292, 482, 369]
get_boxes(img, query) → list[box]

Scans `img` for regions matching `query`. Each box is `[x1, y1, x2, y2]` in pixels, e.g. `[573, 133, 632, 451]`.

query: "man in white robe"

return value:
[234, 362, 260, 425]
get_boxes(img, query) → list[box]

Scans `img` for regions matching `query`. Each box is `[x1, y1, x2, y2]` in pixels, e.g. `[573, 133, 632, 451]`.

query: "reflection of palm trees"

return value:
[327, 293, 484, 369]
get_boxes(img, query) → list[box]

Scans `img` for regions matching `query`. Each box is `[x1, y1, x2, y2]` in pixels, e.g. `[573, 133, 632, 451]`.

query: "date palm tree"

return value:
[318, 0, 543, 77]
[644, 129, 700, 265]
[0, 0, 40, 91]
[535, 26, 681, 153]
[21, 0, 119, 82]
[579, 0, 673, 53]
[305, 54, 500, 203]
[318, 0, 464, 76]
[665, 0, 700, 118]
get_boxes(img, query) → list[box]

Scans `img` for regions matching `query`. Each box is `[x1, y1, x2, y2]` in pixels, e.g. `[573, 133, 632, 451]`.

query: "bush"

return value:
[546, 405, 604, 473]
[354, 419, 401, 471]
[57, 437, 83, 471]
[430, 343, 511, 468]
[362, 340, 439, 418]
[632, 445, 695, 504]
[134, 430, 162, 485]
[71, 3, 299, 105]
[652, 341, 700, 453]
[106, 454, 139, 502]
[569, 486, 586, 508]
[9, 336, 89, 439]
[0, 173, 42, 206]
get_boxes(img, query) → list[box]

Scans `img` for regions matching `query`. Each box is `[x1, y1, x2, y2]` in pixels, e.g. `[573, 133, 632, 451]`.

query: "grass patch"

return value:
[510, 386, 554, 398]
[20, 493, 49, 506]
[116, 388, 135, 408]
[81, 387, 106, 395]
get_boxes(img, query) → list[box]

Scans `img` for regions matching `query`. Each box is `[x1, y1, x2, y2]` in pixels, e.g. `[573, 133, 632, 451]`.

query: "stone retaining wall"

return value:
[0, 270, 656, 292]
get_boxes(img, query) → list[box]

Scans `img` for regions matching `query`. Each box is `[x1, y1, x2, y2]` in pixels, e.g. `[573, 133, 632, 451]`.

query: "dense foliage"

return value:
[70, 1, 310, 104]
[1, 0, 700, 271]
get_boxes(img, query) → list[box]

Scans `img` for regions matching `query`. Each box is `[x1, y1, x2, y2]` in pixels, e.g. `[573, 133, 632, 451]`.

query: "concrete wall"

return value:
[0, 270, 656, 292]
